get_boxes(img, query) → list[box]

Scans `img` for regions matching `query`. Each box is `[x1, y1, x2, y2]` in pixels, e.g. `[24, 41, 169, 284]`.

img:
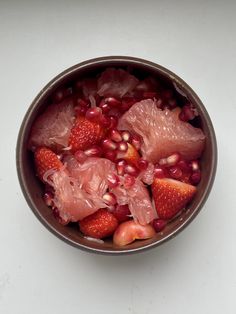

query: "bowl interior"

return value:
[16, 57, 217, 254]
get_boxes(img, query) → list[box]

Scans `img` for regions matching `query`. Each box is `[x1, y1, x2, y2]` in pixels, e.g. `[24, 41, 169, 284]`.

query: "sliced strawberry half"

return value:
[34, 147, 63, 181]
[117, 143, 140, 165]
[68, 116, 105, 152]
[79, 208, 119, 239]
[151, 178, 196, 219]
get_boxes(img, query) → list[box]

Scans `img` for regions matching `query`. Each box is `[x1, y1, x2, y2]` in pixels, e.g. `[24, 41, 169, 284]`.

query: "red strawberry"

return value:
[151, 178, 196, 219]
[34, 147, 63, 181]
[79, 209, 118, 239]
[68, 116, 104, 152]
[117, 143, 140, 165]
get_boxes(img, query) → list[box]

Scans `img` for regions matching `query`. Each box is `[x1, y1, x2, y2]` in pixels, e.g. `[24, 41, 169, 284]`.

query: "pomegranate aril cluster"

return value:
[100, 128, 141, 163]
[154, 152, 202, 185]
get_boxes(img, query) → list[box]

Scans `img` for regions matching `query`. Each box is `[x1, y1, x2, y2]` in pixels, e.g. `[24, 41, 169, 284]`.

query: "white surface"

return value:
[0, 1, 235, 313]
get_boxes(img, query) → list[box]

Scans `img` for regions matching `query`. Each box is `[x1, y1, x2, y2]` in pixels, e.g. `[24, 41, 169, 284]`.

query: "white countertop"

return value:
[1, 1, 235, 313]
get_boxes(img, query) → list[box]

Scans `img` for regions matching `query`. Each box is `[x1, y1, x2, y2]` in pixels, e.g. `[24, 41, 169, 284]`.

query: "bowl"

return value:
[16, 56, 217, 254]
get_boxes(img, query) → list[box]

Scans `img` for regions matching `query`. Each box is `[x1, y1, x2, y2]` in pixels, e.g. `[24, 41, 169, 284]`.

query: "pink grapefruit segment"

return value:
[97, 68, 139, 98]
[48, 169, 107, 222]
[112, 178, 157, 225]
[64, 155, 116, 197]
[28, 97, 75, 151]
[44, 156, 116, 222]
[118, 99, 205, 163]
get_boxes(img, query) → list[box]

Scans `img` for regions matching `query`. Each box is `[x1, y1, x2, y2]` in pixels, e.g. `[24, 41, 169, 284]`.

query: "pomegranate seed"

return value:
[166, 153, 181, 166]
[154, 166, 165, 178]
[77, 98, 90, 108]
[137, 158, 148, 170]
[179, 111, 186, 121]
[120, 102, 132, 112]
[103, 150, 117, 161]
[169, 166, 183, 179]
[107, 173, 120, 188]
[116, 159, 127, 176]
[74, 150, 87, 163]
[117, 141, 128, 152]
[52, 89, 64, 103]
[162, 103, 170, 110]
[124, 174, 136, 188]
[43, 192, 54, 207]
[99, 114, 111, 127]
[75, 80, 82, 91]
[135, 78, 158, 93]
[168, 98, 177, 109]
[52, 87, 72, 102]
[85, 107, 102, 121]
[75, 106, 87, 116]
[103, 192, 117, 206]
[108, 115, 118, 129]
[124, 164, 139, 177]
[177, 160, 191, 172]
[162, 89, 173, 99]
[110, 129, 122, 142]
[99, 99, 110, 113]
[131, 134, 142, 151]
[152, 219, 167, 232]
[108, 108, 122, 119]
[156, 98, 163, 108]
[84, 146, 102, 157]
[121, 131, 131, 142]
[105, 97, 121, 107]
[179, 105, 195, 121]
[190, 160, 200, 172]
[190, 171, 201, 185]
[184, 105, 196, 120]
[143, 91, 158, 98]
[113, 204, 131, 222]
[135, 81, 149, 92]
[121, 97, 136, 112]
[64, 87, 73, 98]
[102, 139, 117, 151]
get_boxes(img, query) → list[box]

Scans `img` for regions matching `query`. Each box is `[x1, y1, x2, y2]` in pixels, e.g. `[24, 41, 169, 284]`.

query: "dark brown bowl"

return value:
[16, 56, 217, 254]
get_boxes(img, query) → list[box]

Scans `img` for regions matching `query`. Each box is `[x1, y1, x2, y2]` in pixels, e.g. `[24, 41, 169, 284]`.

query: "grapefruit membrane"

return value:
[118, 99, 205, 163]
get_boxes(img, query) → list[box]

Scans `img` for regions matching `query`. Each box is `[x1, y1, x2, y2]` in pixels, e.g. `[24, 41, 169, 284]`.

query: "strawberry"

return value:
[151, 178, 196, 219]
[34, 147, 63, 181]
[117, 143, 140, 165]
[79, 209, 119, 239]
[68, 116, 104, 152]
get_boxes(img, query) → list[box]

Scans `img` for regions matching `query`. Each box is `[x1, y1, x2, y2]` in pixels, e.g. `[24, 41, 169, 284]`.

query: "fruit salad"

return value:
[28, 67, 205, 246]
